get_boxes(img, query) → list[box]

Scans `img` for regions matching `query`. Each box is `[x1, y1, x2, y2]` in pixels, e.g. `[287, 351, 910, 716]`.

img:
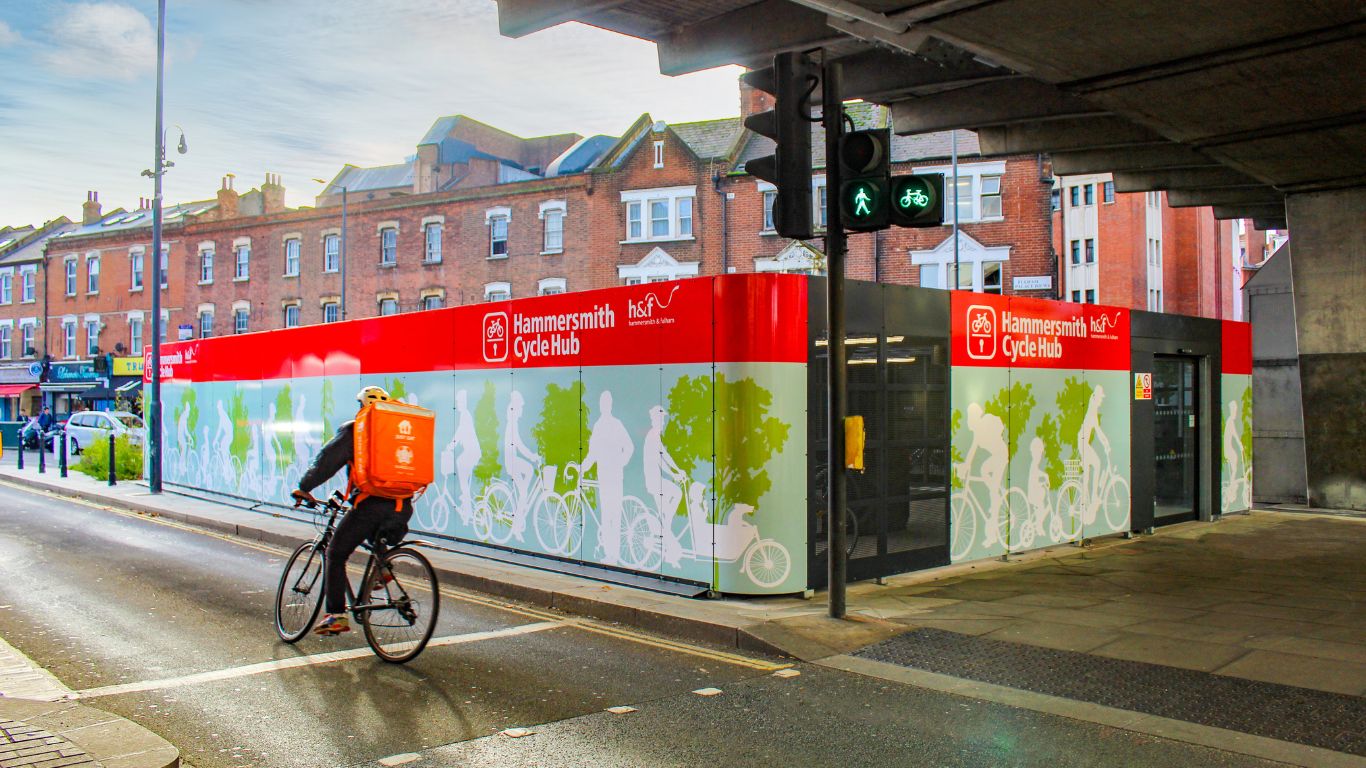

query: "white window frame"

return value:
[486, 207, 511, 259]
[128, 247, 144, 291]
[537, 277, 566, 296]
[757, 177, 827, 231]
[653, 140, 665, 169]
[64, 256, 77, 296]
[86, 252, 100, 294]
[20, 266, 36, 303]
[322, 302, 340, 323]
[62, 318, 77, 358]
[20, 320, 36, 358]
[198, 305, 214, 338]
[283, 235, 301, 276]
[422, 216, 444, 263]
[761, 189, 777, 232]
[910, 161, 1007, 223]
[322, 230, 341, 273]
[910, 233, 1011, 293]
[539, 200, 566, 254]
[0, 323, 10, 359]
[198, 242, 215, 284]
[283, 302, 301, 328]
[420, 292, 444, 311]
[159, 245, 169, 289]
[233, 237, 251, 281]
[232, 302, 249, 334]
[620, 187, 696, 243]
[0, 269, 12, 304]
[377, 222, 398, 266]
[378, 296, 399, 316]
[484, 281, 511, 302]
[85, 315, 100, 356]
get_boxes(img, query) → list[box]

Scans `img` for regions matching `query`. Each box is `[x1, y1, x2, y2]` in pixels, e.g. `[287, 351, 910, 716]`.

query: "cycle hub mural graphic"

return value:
[145, 274, 1251, 594]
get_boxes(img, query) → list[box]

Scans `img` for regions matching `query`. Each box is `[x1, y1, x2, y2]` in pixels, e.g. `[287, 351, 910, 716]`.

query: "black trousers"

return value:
[325, 501, 412, 614]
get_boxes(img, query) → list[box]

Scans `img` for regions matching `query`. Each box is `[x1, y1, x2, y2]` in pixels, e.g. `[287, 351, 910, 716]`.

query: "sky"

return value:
[0, 0, 744, 226]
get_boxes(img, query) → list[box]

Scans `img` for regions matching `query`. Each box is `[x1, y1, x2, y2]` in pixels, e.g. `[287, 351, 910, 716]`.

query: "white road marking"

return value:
[72, 621, 561, 700]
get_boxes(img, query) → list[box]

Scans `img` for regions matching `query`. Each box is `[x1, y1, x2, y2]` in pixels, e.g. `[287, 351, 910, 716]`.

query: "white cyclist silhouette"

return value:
[581, 391, 634, 566]
[446, 388, 481, 525]
[642, 406, 686, 567]
[1223, 397, 1250, 512]
[1079, 386, 1109, 512]
[501, 391, 539, 539]
[957, 403, 1009, 549]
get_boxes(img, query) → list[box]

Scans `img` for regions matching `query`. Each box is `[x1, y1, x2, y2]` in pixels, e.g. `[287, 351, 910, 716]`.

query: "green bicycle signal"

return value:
[890, 174, 945, 227]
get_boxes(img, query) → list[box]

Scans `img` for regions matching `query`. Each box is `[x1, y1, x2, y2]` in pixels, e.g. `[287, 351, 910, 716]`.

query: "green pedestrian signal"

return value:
[890, 173, 945, 228]
[838, 128, 892, 232]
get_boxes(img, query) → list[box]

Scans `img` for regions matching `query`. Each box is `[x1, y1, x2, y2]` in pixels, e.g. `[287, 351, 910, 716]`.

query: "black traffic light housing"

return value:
[890, 173, 946, 228]
[93, 353, 110, 375]
[838, 129, 891, 232]
[742, 52, 819, 239]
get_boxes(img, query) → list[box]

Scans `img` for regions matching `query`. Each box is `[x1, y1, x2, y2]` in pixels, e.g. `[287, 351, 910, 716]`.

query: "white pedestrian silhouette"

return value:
[582, 391, 634, 566]
[446, 389, 482, 525]
[1079, 386, 1109, 514]
[642, 406, 685, 567]
[1025, 437, 1050, 537]
[958, 403, 1008, 548]
[502, 391, 539, 537]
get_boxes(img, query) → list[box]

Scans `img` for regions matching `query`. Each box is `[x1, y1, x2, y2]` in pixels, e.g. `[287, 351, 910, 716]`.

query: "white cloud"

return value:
[40, 2, 155, 80]
[0, 20, 20, 46]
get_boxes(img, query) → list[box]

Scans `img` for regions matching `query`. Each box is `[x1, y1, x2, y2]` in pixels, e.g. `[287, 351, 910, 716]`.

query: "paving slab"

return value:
[984, 621, 1122, 653]
[1214, 650, 1366, 697]
[1090, 634, 1251, 672]
[0, 699, 178, 768]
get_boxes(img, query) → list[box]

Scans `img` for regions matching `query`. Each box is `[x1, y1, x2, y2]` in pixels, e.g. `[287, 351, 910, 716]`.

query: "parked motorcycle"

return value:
[20, 421, 63, 453]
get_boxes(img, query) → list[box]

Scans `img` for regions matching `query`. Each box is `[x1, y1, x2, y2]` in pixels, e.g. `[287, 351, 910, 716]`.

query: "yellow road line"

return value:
[0, 478, 788, 672]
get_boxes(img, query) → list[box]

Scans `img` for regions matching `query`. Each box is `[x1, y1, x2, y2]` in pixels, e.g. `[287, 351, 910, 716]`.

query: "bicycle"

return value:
[556, 462, 654, 568]
[1055, 444, 1131, 534]
[275, 490, 440, 664]
[949, 469, 1011, 561]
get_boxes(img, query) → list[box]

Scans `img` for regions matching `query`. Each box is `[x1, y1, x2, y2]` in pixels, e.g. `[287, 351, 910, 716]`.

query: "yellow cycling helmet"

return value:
[356, 386, 391, 407]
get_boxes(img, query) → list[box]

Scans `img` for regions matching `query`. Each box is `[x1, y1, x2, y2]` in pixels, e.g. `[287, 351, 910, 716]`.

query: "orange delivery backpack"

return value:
[350, 400, 436, 511]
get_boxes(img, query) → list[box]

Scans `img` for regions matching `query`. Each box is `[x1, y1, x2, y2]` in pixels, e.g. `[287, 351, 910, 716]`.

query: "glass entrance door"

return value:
[1153, 356, 1199, 520]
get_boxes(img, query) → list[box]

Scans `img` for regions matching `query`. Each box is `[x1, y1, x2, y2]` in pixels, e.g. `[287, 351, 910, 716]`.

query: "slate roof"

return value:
[546, 135, 617, 176]
[328, 163, 415, 195]
[670, 117, 744, 160]
[1, 220, 78, 264]
[53, 201, 218, 241]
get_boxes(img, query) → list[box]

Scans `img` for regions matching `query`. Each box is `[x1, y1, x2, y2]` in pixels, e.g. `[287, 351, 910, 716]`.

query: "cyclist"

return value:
[291, 386, 412, 636]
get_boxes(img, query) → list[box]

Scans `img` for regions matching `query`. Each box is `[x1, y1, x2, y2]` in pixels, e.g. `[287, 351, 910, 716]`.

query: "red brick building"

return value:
[48, 80, 1253, 365]
[1053, 174, 1238, 318]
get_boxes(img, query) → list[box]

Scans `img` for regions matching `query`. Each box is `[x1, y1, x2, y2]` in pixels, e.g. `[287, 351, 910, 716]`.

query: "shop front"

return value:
[41, 361, 101, 417]
[0, 362, 43, 442]
[78, 357, 145, 413]
[148, 274, 1252, 596]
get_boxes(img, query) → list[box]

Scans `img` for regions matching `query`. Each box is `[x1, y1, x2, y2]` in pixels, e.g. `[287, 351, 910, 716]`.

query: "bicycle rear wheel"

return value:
[360, 547, 440, 663]
[275, 542, 325, 643]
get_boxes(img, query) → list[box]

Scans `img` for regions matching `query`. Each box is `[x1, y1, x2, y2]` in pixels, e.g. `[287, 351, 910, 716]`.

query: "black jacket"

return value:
[298, 421, 414, 515]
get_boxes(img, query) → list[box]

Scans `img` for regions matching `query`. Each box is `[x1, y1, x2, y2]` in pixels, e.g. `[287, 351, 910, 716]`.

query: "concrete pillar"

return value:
[1243, 245, 1307, 503]
[1287, 187, 1366, 510]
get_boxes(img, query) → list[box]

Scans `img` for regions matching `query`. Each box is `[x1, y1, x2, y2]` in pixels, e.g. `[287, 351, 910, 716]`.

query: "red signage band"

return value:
[146, 274, 810, 384]
[950, 291, 1131, 371]
[1221, 320, 1253, 375]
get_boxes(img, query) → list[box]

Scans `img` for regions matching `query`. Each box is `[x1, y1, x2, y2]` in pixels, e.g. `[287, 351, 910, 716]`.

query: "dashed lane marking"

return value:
[72, 621, 562, 699]
[0, 480, 789, 673]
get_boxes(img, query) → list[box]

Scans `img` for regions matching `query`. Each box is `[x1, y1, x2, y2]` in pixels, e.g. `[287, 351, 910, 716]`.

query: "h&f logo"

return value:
[966, 305, 997, 360]
[483, 312, 508, 362]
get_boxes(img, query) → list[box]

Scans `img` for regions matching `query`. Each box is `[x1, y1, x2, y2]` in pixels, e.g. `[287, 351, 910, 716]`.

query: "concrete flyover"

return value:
[491, 0, 1366, 509]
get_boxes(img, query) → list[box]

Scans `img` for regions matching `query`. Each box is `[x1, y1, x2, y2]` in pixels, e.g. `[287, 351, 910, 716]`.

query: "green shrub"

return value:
[76, 434, 144, 481]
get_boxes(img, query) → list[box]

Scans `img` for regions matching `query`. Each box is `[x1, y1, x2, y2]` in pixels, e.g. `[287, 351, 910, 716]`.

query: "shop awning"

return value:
[80, 387, 117, 400]
[39, 382, 96, 393]
[116, 380, 141, 393]
[0, 384, 36, 397]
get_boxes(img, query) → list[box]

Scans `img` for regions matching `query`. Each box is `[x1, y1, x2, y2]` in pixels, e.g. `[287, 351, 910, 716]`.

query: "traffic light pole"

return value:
[822, 56, 849, 620]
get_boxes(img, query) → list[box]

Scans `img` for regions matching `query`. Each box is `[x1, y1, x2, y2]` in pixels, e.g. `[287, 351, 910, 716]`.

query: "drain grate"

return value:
[855, 628, 1366, 756]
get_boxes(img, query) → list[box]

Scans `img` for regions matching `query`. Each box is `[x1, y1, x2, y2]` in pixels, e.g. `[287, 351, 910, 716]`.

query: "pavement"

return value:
[0, 453, 1363, 767]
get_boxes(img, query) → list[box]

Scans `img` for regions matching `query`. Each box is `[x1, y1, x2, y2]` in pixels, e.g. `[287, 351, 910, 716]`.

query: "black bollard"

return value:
[59, 431, 68, 478]
[15, 438, 23, 470]
[107, 432, 116, 486]
[38, 435, 45, 473]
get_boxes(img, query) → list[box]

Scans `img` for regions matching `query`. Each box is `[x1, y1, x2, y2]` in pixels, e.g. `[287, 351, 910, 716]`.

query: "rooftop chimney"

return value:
[217, 174, 239, 219]
[82, 191, 102, 225]
[262, 173, 286, 214]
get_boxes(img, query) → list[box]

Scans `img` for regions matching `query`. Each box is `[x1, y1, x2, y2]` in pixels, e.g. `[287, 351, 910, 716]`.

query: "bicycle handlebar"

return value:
[292, 488, 346, 512]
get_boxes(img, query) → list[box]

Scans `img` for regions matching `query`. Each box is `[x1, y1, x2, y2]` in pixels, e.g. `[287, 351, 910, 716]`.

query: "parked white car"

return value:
[66, 411, 145, 455]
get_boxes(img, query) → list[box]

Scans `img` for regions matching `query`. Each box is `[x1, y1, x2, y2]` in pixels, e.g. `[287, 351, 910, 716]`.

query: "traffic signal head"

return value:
[742, 52, 819, 240]
[838, 129, 891, 232]
[890, 173, 945, 228]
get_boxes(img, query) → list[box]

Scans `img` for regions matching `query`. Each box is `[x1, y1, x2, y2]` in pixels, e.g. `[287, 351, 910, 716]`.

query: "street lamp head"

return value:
[177, 132, 188, 155]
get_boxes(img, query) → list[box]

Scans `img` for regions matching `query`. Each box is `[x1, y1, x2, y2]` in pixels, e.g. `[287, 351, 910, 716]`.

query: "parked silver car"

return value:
[65, 411, 145, 455]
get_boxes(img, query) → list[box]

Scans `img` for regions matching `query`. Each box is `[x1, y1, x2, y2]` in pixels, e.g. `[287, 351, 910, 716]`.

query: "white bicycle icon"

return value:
[950, 471, 1011, 561]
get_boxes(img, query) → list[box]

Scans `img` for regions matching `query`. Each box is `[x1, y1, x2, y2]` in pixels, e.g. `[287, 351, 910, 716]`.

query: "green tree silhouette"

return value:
[320, 379, 336, 438]
[1033, 376, 1096, 488]
[173, 387, 199, 452]
[949, 408, 965, 490]
[274, 386, 295, 473]
[532, 381, 588, 493]
[387, 378, 409, 402]
[663, 374, 789, 520]
[473, 380, 501, 486]
[229, 390, 251, 468]
[983, 381, 1035, 458]
[1240, 386, 1253, 464]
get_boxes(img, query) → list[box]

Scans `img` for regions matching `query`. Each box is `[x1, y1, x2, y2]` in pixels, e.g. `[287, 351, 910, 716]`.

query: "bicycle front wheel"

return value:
[360, 547, 440, 664]
[275, 541, 325, 643]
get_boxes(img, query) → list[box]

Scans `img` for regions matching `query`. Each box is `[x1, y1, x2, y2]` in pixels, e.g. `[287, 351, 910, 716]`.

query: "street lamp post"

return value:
[147, 0, 167, 494]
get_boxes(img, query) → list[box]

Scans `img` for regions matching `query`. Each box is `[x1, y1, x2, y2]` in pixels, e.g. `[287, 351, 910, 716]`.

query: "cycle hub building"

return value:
[147, 273, 1252, 596]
